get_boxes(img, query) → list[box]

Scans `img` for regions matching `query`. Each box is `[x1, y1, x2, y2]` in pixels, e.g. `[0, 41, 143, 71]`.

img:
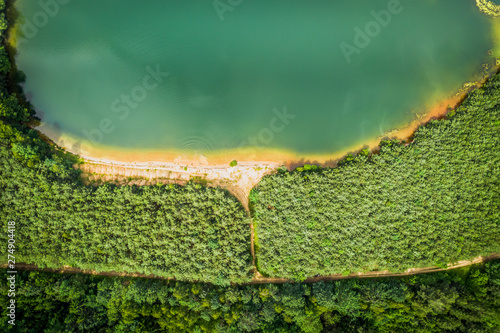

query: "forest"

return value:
[251, 73, 500, 281]
[0, 1, 253, 285]
[0, 0, 499, 284]
[1, 260, 500, 332]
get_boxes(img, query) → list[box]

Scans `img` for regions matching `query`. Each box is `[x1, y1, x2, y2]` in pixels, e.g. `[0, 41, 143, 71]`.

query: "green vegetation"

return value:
[0, 6, 252, 285]
[2, 260, 500, 332]
[251, 73, 500, 281]
[230, 160, 238, 167]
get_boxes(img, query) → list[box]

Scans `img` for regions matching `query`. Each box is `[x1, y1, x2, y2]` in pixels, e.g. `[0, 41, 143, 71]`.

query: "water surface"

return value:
[14, 0, 495, 159]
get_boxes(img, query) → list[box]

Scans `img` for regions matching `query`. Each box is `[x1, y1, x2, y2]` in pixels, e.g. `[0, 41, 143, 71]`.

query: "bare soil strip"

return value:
[76, 159, 279, 210]
[249, 253, 500, 284]
[3, 254, 500, 284]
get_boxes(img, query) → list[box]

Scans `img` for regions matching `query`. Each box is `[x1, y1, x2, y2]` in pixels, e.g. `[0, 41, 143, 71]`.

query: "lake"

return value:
[13, 0, 497, 162]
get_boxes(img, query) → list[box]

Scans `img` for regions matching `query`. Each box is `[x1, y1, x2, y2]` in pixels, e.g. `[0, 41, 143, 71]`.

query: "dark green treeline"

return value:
[2, 261, 500, 332]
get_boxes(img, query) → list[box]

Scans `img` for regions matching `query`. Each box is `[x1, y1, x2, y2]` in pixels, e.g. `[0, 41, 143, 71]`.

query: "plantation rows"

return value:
[1, 0, 500, 285]
[251, 73, 500, 281]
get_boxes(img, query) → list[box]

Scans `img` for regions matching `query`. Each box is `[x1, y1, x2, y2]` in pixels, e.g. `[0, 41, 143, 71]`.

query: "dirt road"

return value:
[4, 253, 499, 285]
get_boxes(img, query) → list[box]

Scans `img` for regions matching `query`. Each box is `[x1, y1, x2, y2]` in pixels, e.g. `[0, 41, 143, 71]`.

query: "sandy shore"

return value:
[48, 89, 464, 169]
[37, 61, 492, 210]
[48, 67, 492, 167]
[75, 85, 468, 209]
[76, 156, 280, 209]
[71, 74, 487, 205]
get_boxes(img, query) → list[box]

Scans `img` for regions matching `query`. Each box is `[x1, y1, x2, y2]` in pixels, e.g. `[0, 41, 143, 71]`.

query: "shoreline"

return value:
[66, 68, 488, 167]
[76, 156, 281, 210]
[10, 0, 500, 169]
[51, 75, 485, 169]
[17, 7, 500, 169]
[74, 76, 488, 209]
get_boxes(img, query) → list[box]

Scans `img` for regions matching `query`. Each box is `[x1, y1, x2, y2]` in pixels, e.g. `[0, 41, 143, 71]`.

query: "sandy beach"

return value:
[67, 74, 486, 206]
[30, 63, 489, 211]
[76, 157, 280, 209]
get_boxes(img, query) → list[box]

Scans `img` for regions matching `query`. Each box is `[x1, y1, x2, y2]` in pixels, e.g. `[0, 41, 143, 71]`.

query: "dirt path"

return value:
[4, 253, 500, 284]
[249, 253, 500, 284]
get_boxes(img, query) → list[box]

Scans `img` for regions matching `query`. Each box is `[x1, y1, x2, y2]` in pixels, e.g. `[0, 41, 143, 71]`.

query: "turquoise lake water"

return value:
[14, 0, 495, 156]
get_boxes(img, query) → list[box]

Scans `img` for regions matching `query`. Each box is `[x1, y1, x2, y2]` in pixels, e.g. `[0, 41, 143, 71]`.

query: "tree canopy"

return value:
[2, 261, 500, 332]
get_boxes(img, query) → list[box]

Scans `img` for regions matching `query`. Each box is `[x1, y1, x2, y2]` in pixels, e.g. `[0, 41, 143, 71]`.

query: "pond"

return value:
[13, 0, 497, 162]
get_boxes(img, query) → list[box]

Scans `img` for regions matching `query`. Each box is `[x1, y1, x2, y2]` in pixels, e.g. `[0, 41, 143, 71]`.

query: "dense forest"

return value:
[0, 1, 253, 285]
[1, 0, 500, 285]
[1, 261, 500, 332]
[251, 72, 500, 281]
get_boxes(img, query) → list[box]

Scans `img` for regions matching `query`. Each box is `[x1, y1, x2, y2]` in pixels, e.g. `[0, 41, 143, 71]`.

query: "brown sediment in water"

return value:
[490, 17, 500, 60]
[283, 75, 491, 169]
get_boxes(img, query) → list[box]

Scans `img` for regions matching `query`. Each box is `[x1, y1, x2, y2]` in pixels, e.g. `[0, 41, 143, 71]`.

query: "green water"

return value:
[15, 0, 494, 156]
